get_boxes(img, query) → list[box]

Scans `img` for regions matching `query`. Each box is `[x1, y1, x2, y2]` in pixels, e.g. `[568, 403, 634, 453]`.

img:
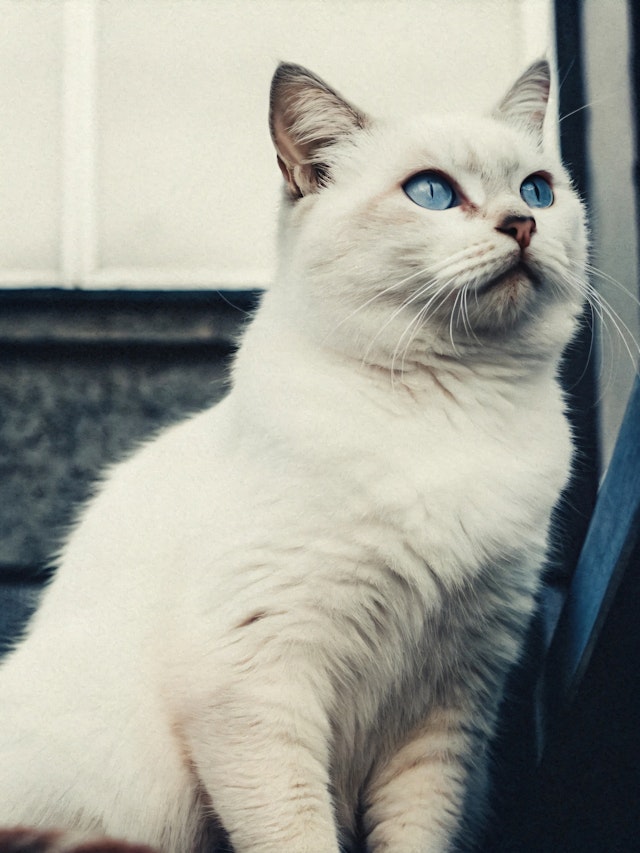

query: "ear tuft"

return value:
[493, 59, 551, 141]
[269, 63, 368, 199]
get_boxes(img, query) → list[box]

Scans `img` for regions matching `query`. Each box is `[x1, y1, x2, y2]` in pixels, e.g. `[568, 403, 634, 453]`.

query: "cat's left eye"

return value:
[402, 172, 458, 211]
[520, 174, 554, 208]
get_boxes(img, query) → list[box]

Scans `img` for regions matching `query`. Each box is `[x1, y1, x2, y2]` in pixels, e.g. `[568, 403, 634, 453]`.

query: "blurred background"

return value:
[0, 1, 639, 847]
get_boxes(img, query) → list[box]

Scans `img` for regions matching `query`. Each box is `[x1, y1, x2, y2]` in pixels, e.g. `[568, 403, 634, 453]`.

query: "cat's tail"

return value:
[0, 829, 158, 853]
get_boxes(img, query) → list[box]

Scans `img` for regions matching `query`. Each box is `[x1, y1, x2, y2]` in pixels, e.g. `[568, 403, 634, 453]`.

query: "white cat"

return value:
[0, 60, 586, 853]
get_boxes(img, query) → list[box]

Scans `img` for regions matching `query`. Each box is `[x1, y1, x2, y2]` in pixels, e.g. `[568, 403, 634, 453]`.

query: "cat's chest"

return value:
[324, 390, 565, 823]
[323, 379, 570, 579]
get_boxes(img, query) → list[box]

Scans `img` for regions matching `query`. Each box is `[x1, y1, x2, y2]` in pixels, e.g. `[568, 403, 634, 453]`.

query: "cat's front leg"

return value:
[362, 706, 480, 853]
[181, 676, 341, 853]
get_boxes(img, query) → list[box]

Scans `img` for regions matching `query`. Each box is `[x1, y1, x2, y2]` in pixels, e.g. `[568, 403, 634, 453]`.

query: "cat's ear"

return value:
[269, 63, 369, 199]
[493, 59, 551, 141]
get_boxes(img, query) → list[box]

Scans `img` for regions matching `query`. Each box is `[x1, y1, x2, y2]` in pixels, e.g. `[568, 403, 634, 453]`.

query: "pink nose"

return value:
[496, 215, 536, 250]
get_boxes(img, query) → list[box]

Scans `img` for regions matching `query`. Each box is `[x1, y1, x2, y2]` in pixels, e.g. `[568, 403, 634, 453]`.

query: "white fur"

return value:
[0, 63, 586, 853]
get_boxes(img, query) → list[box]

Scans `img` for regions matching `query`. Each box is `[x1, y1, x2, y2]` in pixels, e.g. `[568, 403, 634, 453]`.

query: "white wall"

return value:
[0, 0, 553, 290]
[0, 3, 63, 278]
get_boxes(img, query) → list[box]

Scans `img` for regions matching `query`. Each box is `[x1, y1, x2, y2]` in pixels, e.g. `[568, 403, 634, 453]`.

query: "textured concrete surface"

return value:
[0, 346, 231, 571]
[0, 290, 257, 653]
[0, 291, 255, 576]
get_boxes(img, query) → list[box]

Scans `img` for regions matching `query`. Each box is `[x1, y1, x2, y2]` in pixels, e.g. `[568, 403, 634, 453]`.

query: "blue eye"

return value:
[520, 174, 554, 208]
[403, 172, 458, 210]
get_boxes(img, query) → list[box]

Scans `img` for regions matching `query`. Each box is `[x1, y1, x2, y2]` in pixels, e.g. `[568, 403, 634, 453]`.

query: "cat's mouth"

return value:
[479, 261, 539, 294]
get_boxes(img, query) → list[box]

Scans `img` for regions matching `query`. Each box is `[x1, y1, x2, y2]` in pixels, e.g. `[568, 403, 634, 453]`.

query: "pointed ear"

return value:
[269, 62, 369, 199]
[493, 59, 551, 141]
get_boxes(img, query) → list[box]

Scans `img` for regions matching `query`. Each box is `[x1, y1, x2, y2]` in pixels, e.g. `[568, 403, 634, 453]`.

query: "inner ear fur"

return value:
[493, 59, 551, 142]
[269, 63, 369, 199]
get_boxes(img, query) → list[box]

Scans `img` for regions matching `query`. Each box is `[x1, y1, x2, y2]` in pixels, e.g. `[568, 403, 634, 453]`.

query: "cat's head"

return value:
[269, 61, 587, 368]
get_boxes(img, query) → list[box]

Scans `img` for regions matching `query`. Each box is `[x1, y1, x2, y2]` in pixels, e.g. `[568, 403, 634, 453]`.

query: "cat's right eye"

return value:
[402, 172, 458, 211]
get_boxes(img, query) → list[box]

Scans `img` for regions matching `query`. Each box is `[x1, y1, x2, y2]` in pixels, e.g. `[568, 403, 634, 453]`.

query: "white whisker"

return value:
[387, 280, 452, 376]
[449, 289, 463, 354]
[558, 91, 619, 125]
[558, 266, 639, 396]
[460, 283, 481, 344]
[582, 261, 640, 311]
[586, 283, 639, 369]
[321, 265, 433, 349]
[362, 277, 446, 369]
[325, 246, 475, 347]
[397, 303, 431, 382]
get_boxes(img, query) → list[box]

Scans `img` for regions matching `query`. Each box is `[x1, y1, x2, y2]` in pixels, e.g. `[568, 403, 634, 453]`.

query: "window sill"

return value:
[0, 288, 262, 350]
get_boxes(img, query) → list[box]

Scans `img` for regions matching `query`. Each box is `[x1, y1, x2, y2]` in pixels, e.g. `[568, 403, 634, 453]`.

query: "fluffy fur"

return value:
[0, 61, 586, 853]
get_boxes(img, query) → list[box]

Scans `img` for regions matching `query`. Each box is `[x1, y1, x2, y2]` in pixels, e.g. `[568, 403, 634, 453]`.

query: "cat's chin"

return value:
[477, 261, 539, 296]
[464, 261, 544, 334]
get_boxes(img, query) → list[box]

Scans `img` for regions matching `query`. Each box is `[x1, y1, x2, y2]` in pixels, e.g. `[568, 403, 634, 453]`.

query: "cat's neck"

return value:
[238, 290, 566, 406]
[263, 285, 569, 362]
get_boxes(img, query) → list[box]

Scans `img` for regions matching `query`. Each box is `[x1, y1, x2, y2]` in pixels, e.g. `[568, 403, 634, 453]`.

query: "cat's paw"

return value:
[0, 828, 157, 853]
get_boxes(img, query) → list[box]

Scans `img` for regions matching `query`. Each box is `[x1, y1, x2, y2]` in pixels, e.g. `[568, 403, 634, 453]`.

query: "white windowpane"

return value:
[95, 0, 553, 288]
[96, 1, 280, 283]
[0, 0, 553, 289]
[0, 2, 63, 278]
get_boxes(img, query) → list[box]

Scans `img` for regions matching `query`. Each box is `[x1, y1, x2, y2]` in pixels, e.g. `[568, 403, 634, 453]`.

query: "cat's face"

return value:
[270, 63, 587, 367]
